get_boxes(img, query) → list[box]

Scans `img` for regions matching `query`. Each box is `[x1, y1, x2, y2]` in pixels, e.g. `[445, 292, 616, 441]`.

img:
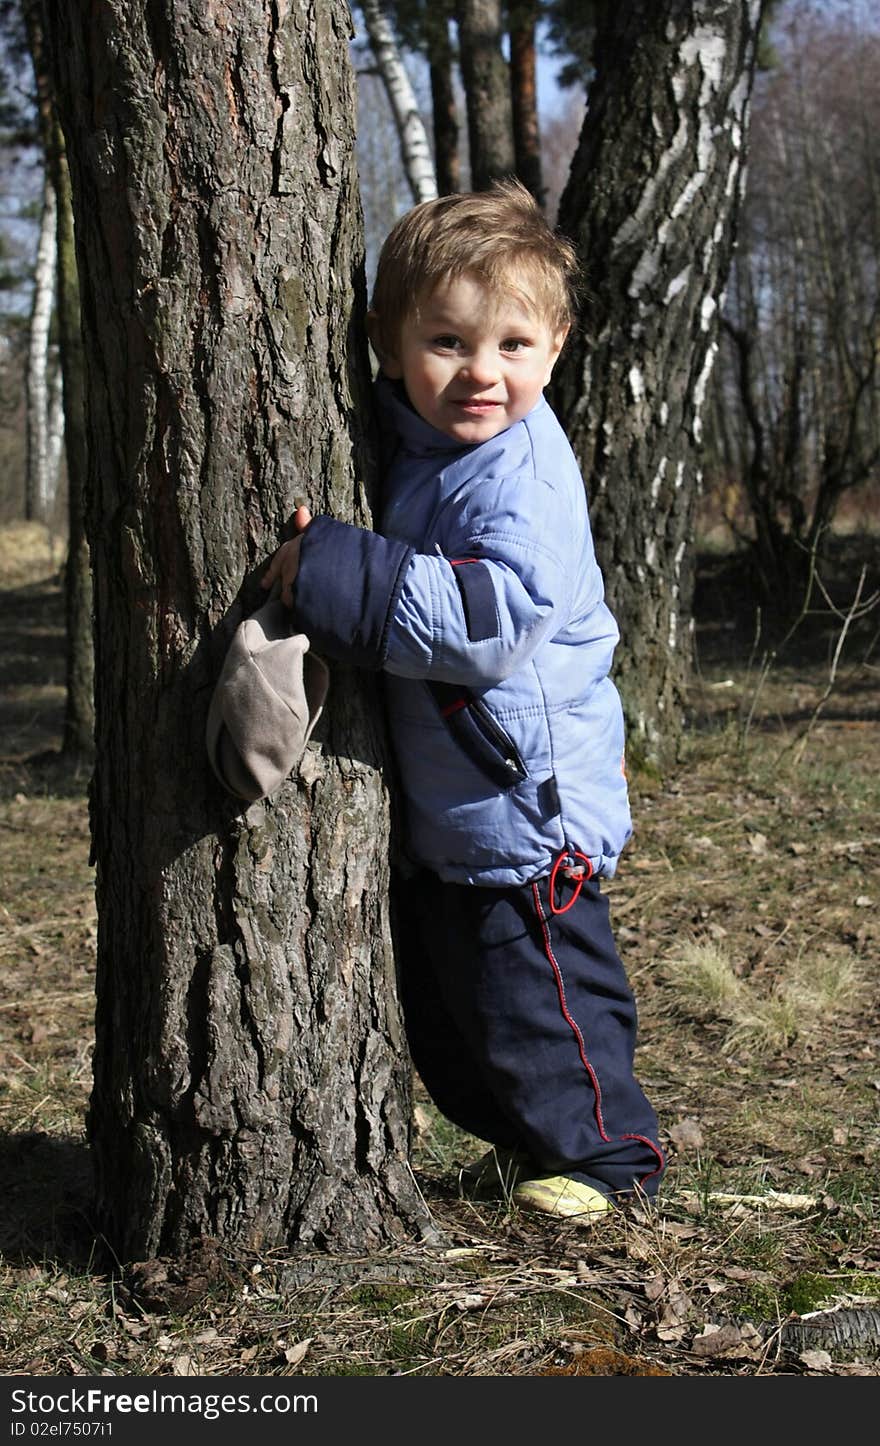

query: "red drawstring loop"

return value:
[549, 850, 593, 915]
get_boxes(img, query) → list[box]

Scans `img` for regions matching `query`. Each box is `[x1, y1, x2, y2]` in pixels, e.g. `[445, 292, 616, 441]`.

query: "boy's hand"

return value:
[261, 505, 312, 607]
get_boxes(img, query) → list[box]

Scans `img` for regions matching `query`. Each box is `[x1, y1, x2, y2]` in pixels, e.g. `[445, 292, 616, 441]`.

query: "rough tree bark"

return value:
[551, 0, 765, 769]
[455, 0, 515, 189]
[45, 0, 432, 1260]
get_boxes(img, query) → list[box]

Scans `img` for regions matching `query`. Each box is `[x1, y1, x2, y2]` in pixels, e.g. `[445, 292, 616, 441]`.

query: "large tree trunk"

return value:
[45, 0, 431, 1261]
[552, 1, 764, 769]
[455, 0, 515, 189]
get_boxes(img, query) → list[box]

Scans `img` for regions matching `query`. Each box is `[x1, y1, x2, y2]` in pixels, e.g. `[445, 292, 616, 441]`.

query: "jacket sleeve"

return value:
[391, 470, 603, 685]
[289, 515, 414, 670]
[385, 542, 573, 688]
[291, 473, 601, 686]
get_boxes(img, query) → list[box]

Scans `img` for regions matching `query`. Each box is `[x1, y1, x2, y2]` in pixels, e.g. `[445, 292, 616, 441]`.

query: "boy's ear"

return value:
[543, 325, 570, 386]
[367, 310, 402, 379]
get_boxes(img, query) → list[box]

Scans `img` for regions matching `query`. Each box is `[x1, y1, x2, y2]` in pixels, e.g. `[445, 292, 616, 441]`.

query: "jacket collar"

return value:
[374, 372, 547, 458]
[374, 374, 469, 457]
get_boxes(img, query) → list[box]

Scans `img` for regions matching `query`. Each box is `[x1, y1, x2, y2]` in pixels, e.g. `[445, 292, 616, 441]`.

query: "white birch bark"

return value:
[26, 171, 58, 521]
[46, 346, 65, 492]
[553, 0, 765, 767]
[360, 0, 438, 204]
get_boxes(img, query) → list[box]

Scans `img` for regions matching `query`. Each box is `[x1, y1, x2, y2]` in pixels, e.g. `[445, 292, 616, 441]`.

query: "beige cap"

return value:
[206, 598, 329, 803]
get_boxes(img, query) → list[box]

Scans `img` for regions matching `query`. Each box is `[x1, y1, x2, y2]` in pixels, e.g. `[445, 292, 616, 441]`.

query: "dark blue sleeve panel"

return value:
[290, 515, 415, 670]
[451, 560, 499, 642]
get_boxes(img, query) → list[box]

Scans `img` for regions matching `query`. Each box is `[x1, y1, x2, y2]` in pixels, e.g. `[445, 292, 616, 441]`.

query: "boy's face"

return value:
[376, 274, 567, 445]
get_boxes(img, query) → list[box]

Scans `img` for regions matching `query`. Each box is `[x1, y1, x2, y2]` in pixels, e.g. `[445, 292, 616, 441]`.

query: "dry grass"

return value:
[0, 521, 63, 592]
[1, 529, 879, 1377]
[662, 940, 869, 1054]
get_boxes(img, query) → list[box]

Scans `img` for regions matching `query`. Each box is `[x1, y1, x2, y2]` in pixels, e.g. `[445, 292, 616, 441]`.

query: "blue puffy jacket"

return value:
[291, 377, 632, 887]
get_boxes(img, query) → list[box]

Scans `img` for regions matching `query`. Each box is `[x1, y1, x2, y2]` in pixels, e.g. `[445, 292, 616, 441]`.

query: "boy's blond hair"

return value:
[369, 179, 580, 360]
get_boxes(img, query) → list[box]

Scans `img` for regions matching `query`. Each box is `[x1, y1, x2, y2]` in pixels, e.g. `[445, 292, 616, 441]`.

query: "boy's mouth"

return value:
[451, 399, 502, 414]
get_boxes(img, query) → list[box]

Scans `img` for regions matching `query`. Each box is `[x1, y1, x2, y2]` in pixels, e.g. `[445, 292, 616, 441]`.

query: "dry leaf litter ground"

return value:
[1, 520, 878, 1378]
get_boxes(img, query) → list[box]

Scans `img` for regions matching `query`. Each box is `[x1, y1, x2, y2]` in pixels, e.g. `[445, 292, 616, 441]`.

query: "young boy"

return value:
[261, 180, 665, 1218]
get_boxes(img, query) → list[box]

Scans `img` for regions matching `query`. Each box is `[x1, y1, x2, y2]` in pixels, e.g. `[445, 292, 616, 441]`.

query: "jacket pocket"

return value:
[427, 682, 528, 791]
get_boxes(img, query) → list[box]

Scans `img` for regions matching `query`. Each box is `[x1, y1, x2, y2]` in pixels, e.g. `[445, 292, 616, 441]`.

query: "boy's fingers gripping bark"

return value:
[261, 536, 303, 608]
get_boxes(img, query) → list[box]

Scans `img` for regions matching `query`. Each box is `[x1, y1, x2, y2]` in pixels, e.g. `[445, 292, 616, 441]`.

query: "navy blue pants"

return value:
[394, 868, 665, 1201]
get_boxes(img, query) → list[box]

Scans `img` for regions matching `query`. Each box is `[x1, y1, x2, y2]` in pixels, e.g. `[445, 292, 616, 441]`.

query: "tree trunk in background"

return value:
[428, 9, 461, 197]
[25, 171, 57, 522]
[707, 6, 880, 606]
[430, 56, 460, 195]
[455, 0, 515, 189]
[25, 0, 94, 755]
[552, 0, 764, 769]
[509, 1, 543, 206]
[45, 0, 431, 1261]
[50, 118, 94, 759]
[361, 0, 438, 204]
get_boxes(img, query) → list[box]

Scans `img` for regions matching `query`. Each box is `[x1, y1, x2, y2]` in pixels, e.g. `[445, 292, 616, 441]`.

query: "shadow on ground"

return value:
[693, 533, 880, 673]
[0, 1131, 100, 1271]
[0, 575, 92, 801]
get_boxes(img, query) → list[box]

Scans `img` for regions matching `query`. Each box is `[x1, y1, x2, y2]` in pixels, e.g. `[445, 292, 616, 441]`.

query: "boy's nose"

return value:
[460, 348, 500, 387]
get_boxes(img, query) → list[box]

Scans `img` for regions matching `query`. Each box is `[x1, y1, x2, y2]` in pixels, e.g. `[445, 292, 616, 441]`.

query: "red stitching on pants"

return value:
[532, 880, 609, 1141]
[531, 880, 667, 1185]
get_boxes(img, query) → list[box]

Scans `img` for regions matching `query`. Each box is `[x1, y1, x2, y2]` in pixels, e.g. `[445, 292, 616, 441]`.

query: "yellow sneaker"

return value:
[458, 1146, 533, 1200]
[512, 1174, 612, 1219]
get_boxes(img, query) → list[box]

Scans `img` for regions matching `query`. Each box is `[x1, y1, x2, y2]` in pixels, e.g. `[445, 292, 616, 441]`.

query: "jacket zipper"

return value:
[469, 699, 528, 781]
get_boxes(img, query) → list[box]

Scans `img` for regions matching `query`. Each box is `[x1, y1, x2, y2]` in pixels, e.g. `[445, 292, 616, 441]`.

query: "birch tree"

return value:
[360, 0, 437, 203]
[552, 0, 765, 767]
[24, 166, 57, 522]
[22, 0, 93, 753]
[52, 113, 93, 757]
[383, 0, 461, 196]
[20, 0, 63, 527]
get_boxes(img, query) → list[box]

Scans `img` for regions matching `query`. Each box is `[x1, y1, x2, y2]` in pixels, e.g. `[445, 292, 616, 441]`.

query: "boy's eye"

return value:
[432, 335, 461, 350]
[501, 338, 529, 353]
